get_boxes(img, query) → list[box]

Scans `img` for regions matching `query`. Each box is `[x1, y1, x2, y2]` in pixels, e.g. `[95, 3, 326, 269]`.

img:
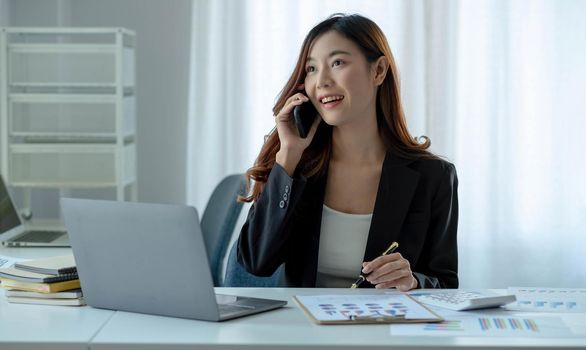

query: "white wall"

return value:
[9, 0, 71, 26]
[3, 0, 192, 208]
[0, 0, 10, 26]
[69, 0, 192, 205]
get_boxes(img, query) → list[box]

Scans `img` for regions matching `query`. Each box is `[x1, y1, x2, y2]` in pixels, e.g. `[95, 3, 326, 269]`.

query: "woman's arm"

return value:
[238, 90, 321, 277]
[237, 163, 307, 276]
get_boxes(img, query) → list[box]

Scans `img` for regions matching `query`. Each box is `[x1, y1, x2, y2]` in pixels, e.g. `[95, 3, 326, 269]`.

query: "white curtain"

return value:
[442, 0, 586, 288]
[188, 0, 586, 288]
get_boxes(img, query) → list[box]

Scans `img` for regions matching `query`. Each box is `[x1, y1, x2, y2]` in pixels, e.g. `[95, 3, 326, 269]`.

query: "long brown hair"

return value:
[241, 13, 433, 202]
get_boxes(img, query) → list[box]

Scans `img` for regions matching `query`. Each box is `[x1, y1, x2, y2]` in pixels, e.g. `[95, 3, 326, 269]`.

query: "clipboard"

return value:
[293, 294, 444, 325]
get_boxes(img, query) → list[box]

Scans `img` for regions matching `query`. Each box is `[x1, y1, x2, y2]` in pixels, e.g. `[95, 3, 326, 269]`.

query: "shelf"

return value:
[8, 143, 136, 188]
[8, 44, 135, 87]
[9, 43, 117, 52]
[9, 93, 136, 138]
[10, 83, 124, 88]
[1, 27, 137, 200]
[8, 86, 135, 95]
[2, 27, 136, 36]
[12, 133, 135, 143]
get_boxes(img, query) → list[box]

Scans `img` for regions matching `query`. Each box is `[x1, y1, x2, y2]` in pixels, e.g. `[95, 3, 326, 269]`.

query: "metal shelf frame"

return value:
[0, 27, 137, 208]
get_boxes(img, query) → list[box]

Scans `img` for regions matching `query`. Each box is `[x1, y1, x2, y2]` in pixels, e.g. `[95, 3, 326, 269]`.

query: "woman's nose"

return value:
[317, 70, 332, 89]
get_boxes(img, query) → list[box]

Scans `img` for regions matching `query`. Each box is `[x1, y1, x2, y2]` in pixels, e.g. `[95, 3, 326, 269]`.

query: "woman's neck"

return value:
[331, 115, 386, 165]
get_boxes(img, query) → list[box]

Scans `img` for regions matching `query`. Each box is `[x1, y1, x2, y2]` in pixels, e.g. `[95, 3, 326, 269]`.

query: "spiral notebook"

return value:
[13, 254, 76, 275]
[0, 267, 78, 283]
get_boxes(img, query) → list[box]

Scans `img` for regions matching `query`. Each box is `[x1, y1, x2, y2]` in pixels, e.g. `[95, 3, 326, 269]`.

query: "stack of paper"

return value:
[5, 289, 85, 306]
[0, 254, 84, 306]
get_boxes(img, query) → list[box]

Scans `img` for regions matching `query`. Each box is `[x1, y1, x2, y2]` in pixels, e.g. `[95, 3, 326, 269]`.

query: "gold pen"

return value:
[350, 241, 399, 289]
[348, 313, 406, 323]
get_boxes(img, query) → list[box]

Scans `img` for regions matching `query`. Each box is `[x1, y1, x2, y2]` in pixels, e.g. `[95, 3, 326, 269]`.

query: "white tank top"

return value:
[316, 204, 373, 288]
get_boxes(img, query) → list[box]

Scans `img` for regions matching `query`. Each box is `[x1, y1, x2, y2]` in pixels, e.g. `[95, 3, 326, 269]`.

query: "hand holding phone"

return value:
[293, 100, 318, 138]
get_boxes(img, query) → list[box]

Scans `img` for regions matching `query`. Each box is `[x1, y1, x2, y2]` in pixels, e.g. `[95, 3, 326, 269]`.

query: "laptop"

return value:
[60, 198, 287, 321]
[0, 175, 69, 247]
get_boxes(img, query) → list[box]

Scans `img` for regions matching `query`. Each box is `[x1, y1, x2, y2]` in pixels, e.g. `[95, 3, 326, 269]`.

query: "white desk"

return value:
[1, 247, 586, 350]
[90, 287, 586, 350]
[0, 297, 114, 350]
[0, 247, 115, 350]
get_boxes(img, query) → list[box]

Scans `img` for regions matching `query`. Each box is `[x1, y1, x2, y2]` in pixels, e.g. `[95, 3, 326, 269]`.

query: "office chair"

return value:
[201, 174, 247, 286]
[223, 241, 284, 287]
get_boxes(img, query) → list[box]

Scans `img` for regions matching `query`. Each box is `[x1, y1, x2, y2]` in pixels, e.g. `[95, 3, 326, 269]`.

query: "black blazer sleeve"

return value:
[413, 162, 459, 289]
[237, 163, 307, 276]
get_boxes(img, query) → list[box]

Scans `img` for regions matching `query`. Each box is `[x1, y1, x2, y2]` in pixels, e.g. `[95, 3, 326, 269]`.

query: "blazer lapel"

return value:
[363, 152, 420, 262]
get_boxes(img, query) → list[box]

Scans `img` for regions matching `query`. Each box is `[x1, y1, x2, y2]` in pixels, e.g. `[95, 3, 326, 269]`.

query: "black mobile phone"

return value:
[293, 100, 317, 138]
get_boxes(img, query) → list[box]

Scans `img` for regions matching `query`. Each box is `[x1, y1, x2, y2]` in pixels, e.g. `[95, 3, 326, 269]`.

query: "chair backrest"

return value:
[223, 242, 284, 287]
[201, 174, 246, 286]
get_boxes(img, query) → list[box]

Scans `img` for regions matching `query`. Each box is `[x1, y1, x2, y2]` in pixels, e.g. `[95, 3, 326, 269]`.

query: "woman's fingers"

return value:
[366, 259, 407, 282]
[363, 253, 416, 290]
[369, 268, 411, 285]
[275, 93, 309, 123]
[375, 274, 415, 290]
[363, 253, 403, 275]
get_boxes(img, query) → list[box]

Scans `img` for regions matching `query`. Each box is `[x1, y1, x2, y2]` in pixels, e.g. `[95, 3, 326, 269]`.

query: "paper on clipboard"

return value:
[293, 294, 443, 325]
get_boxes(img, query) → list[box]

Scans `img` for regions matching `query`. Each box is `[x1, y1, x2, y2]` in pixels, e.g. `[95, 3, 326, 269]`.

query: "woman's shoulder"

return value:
[412, 155, 455, 171]
[407, 155, 457, 181]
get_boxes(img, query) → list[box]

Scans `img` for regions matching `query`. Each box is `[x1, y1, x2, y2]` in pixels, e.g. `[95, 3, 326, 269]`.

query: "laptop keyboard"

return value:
[218, 303, 255, 314]
[16, 230, 65, 243]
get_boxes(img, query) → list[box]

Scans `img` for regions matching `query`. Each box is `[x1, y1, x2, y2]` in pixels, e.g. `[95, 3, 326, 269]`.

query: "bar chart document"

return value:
[506, 287, 586, 312]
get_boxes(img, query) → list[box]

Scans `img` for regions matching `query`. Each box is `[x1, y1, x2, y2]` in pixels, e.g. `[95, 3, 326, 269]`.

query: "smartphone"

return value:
[293, 100, 317, 138]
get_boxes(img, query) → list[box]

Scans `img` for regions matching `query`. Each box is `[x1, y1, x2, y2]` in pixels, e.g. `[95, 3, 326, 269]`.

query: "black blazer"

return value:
[237, 151, 459, 289]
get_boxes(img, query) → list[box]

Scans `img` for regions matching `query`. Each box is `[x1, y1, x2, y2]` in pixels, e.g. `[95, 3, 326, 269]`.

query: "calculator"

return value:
[416, 291, 517, 311]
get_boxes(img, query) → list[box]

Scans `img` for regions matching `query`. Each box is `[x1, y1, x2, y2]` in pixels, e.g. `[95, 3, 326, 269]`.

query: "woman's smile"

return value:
[319, 94, 345, 109]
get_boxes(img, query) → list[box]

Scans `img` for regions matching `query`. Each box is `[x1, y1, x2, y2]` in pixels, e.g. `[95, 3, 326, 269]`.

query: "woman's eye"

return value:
[306, 66, 315, 73]
[332, 60, 344, 67]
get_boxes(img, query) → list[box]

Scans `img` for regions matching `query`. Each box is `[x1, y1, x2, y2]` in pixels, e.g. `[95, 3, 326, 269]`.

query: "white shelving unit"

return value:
[0, 27, 137, 217]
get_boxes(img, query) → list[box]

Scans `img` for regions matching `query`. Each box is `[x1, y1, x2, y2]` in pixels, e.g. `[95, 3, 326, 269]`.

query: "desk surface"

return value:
[0, 296, 114, 350]
[0, 247, 114, 350]
[1, 247, 586, 350]
[92, 287, 586, 350]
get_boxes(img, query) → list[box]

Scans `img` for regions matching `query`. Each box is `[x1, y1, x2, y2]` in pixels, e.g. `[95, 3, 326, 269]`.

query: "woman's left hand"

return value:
[362, 253, 418, 291]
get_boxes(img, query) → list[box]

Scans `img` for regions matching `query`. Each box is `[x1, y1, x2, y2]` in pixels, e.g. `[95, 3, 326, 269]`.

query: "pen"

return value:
[350, 241, 399, 289]
[348, 313, 406, 322]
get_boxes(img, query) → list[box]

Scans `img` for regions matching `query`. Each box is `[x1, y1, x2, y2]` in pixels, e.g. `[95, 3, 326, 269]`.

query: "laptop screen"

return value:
[0, 176, 22, 234]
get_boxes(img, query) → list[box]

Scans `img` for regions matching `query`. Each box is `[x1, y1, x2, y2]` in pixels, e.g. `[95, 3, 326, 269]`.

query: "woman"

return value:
[237, 14, 458, 290]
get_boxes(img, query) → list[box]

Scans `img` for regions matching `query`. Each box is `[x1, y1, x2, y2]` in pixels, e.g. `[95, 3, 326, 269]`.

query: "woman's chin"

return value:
[320, 115, 345, 127]
[322, 117, 356, 128]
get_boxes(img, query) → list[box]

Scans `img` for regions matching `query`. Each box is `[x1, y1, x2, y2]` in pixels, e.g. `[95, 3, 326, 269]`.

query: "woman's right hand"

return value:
[274, 89, 321, 176]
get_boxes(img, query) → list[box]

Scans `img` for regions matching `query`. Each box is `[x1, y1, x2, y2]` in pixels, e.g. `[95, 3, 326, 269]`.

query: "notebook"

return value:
[0, 267, 78, 283]
[14, 254, 76, 274]
[7, 296, 85, 306]
[60, 198, 287, 322]
[0, 277, 81, 293]
[0, 175, 69, 247]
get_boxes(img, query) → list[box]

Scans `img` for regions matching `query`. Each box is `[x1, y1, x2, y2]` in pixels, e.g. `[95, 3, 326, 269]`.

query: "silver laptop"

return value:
[60, 198, 287, 321]
[0, 175, 68, 247]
